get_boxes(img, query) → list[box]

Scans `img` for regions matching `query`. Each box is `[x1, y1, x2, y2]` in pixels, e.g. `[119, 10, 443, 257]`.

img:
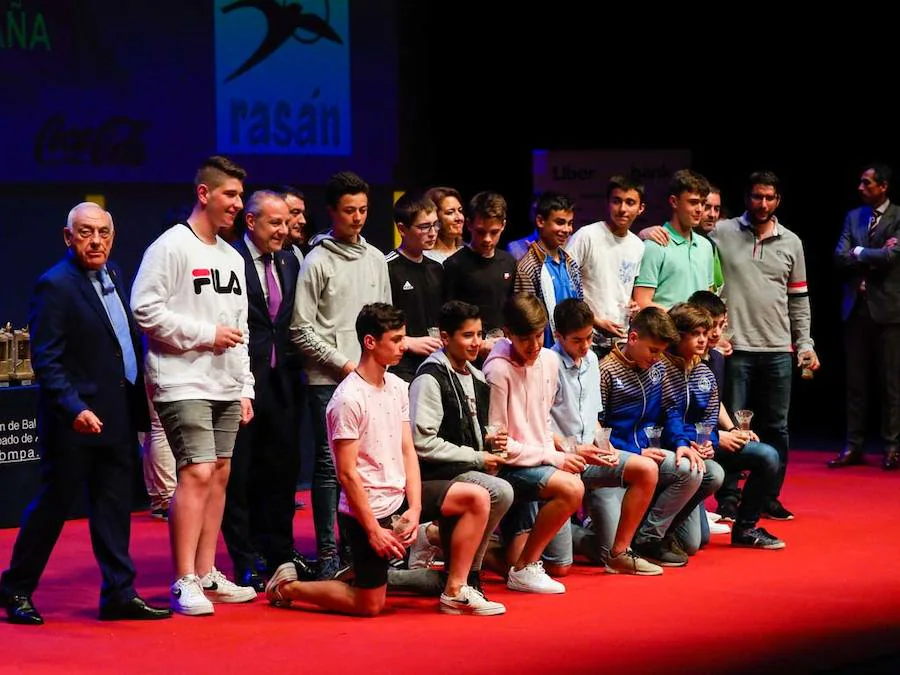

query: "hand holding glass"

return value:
[485, 424, 508, 459]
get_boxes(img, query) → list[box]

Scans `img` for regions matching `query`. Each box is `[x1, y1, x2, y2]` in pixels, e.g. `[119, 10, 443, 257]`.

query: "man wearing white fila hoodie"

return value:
[131, 156, 257, 616]
[289, 171, 391, 579]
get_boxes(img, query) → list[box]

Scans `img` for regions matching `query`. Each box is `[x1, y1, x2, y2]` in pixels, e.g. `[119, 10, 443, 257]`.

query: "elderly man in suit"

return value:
[0, 202, 171, 625]
[830, 164, 900, 470]
[221, 190, 313, 591]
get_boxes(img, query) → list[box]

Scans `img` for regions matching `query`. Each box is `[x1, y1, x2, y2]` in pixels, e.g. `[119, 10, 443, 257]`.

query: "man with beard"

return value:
[707, 171, 820, 521]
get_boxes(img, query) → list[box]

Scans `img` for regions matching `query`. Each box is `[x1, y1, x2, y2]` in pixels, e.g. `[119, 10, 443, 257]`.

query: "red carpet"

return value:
[1, 451, 898, 674]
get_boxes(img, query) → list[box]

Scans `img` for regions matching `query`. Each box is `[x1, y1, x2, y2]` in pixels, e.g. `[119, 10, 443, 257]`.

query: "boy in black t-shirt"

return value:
[442, 191, 517, 360]
[386, 193, 444, 382]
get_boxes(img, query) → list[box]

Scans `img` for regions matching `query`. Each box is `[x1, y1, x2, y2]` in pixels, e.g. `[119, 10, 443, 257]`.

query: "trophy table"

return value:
[12, 326, 34, 385]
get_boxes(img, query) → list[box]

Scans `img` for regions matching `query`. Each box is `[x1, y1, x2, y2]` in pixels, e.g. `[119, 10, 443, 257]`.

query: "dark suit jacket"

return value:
[29, 253, 150, 448]
[232, 239, 301, 396]
[834, 202, 900, 323]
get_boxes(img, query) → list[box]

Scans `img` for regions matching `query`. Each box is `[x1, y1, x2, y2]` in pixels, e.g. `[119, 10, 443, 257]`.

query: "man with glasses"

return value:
[707, 171, 820, 521]
[386, 192, 444, 383]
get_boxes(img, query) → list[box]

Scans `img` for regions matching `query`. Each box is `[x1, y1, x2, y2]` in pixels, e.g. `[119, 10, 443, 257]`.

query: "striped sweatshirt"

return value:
[660, 352, 720, 450]
[599, 345, 667, 455]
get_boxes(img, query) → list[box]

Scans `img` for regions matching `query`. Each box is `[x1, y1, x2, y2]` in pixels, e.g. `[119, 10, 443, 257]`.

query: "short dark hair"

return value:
[607, 175, 646, 202]
[553, 298, 594, 337]
[668, 169, 710, 199]
[356, 303, 405, 346]
[865, 163, 893, 186]
[629, 307, 680, 344]
[194, 156, 247, 190]
[466, 191, 507, 223]
[688, 290, 726, 318]
[325, 171, 369, 209]
[534, 191, 575, 221]
[503, 293, 548, 336]
[746, 170, 780, 196]
[394, 192, 437, 228]
[438, 301, 482, 336]
[668, 303, 713, 334]
[277, 184, 306, 202]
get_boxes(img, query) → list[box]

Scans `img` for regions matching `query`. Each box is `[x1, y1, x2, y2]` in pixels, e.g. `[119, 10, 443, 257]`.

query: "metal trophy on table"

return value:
[12, 325, 34, 385]
[0, 323, 12, 386]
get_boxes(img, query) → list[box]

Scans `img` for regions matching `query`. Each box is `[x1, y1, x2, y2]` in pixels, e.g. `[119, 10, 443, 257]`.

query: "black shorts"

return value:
[338, 480, 453, 589]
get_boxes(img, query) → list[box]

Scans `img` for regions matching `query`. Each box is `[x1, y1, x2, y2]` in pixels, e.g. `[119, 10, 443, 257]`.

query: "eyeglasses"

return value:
[413, 222, 440, 232]
[74, 227, 113, 240]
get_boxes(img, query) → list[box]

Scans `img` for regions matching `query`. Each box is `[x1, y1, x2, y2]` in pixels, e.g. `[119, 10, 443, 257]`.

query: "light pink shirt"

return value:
[482, 340, 565, 468]
[327, 371, 408, 519]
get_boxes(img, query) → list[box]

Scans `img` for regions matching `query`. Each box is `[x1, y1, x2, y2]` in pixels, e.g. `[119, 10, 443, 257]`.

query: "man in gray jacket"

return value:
[709, 171, 820, 521]
[290, 171, 391, 578]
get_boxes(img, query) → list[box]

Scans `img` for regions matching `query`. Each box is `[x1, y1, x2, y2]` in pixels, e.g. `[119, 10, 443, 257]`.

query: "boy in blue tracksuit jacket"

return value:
[660, 303, 725, 556]
[598, 307, 702, 568]
[687, 291, 786, 551]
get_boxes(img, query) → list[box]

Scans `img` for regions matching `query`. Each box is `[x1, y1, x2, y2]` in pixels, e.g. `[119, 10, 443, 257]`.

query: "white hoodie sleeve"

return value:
[130, 238, 217, 350]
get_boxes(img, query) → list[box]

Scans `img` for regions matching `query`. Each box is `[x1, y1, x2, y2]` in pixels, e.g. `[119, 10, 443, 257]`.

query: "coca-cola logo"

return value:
[34, 115, 150, 166]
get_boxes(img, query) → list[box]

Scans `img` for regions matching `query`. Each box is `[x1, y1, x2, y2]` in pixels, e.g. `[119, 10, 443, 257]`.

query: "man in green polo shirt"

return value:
[633, 170, 715, 310]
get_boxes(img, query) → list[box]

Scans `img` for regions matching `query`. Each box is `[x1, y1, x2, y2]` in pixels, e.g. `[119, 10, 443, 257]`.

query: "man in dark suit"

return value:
[222, 190, 313, 590]
[0, 202, 171, 624]
[830, 164, 900, 470]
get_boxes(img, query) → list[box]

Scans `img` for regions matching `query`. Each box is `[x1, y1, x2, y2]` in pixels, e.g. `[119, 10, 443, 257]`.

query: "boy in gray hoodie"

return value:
[289, 171, 391, 578]
[405, 301, 514, 593]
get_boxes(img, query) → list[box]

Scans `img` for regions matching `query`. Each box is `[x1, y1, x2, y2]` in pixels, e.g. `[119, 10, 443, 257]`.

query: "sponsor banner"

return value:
[533, 149, 693, 230]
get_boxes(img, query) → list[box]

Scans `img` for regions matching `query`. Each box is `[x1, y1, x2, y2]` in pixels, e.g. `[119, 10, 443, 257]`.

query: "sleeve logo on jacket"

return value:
[192, 268, 243, 295]
[649, 362, 664, 385]
[698, 375, 711, 393]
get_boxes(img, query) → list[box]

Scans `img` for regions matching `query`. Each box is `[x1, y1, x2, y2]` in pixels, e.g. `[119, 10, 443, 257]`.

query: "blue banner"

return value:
[215, 0, 351, 156]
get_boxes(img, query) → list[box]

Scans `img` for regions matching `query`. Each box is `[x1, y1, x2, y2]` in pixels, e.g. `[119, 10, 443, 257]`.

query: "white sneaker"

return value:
[408, 523, 443, 570]
[170, 574, 214, 616]
[265, 562, 298, 608]
[440, 585, 506, 616]
[706, 511, 722, 523]
[199, 567, 257, 603]
[506, 562, 565, 594]
[709, 520, 731, 535]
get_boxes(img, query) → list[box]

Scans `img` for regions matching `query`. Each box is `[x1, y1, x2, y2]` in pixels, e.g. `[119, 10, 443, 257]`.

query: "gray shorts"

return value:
[155, 399, 242, 471]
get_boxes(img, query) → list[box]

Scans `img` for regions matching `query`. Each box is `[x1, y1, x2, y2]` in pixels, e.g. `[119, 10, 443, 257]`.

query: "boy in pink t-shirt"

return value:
[266, 303, 503, 617]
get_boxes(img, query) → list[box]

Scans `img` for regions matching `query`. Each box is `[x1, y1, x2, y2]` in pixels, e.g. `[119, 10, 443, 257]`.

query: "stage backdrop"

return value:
[533, 149, 693, 229]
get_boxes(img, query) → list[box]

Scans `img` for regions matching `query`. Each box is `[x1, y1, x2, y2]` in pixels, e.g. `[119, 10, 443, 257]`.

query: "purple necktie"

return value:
[263, 254, 282, 366]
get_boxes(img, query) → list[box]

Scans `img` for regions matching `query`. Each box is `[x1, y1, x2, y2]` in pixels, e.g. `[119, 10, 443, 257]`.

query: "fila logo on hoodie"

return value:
[192, 268, 243, 295]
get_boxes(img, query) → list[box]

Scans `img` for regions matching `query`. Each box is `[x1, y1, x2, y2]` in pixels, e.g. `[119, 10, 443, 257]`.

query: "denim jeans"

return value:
[668, 459, 724, 545]
[308, 384, 339, 558]
[634, 450, 703, 544]
[723, 351, 793, 505]
[715, 440, 780, 528]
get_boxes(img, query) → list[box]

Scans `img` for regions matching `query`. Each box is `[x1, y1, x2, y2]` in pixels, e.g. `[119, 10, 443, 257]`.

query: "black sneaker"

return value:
[732, 526, 786, 550]
[763, 500, 794, 521]
[632, 539, 688, 567]
[716, 502, 738, 523]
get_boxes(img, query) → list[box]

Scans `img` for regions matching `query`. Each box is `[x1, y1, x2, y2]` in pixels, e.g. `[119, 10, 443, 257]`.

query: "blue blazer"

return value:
[232, 239, 301, 391]
[834, 203, 900, 323]
[28, 253, 150, 448]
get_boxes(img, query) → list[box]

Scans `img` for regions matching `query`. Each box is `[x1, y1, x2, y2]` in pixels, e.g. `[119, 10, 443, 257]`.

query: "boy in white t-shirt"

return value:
[565, 175, 646, 356]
